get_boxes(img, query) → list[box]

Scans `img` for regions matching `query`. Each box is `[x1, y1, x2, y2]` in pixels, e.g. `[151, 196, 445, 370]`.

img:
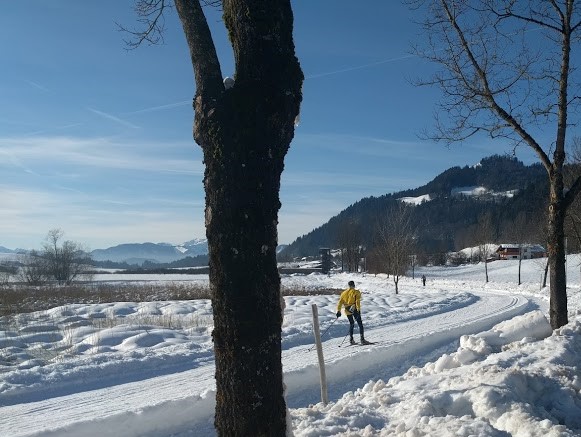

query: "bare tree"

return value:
[475, 212, 496, 283]
[514, 213, 527, 286]
[0, 270, 9, 288]
[564, 138, 581, 251]
[376, 204, 416, 294]
[365, 246, 384, 276]
[18, 250, 49, 286]
[336, 220, 363, 272]
[0, 263, 17, 287]
[502, 211, 539, 286]
[410, 0, 581, 328]
[42, 229, 93, 285]
[124, 1, 303, 434]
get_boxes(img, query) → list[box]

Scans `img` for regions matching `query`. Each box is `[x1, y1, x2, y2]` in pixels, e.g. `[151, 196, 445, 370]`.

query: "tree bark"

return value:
[548, 170, 568, 329]
[543, 257, 549, 289]
[484, 258, 489, 283]
[175, 1, 303, 435]
[518, 245, 522, 286]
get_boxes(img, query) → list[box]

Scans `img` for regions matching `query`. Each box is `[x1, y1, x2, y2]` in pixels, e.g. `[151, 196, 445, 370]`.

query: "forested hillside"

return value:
[280, 155, 551, 262]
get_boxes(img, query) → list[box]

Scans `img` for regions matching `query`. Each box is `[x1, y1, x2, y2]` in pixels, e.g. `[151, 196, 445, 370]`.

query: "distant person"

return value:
[336, 280, 370, 345]
[422, 275, 426, 286]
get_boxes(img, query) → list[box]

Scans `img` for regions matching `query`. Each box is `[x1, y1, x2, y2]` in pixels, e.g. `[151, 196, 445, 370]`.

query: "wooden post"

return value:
[311, 304, 328, 405]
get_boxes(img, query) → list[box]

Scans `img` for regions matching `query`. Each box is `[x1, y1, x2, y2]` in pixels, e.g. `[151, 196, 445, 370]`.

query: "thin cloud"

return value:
[0, 184, 205, 249]
[123, 100, 191, 115]
[102, 199, 134, 206]
[304, 27, 540, 82]
[23, 79, 51, 93]
[282, 170, 394, 188]
[0, 149, 40, 176]
[54, 185, 86, 195]
[0, 118, 46, 128]
[306, 54, 416, 80]
[87, 107, 140, 129]
[295, 133, 426, 159]
[0, 136, 204, 175]
[24, 123, 83, 137]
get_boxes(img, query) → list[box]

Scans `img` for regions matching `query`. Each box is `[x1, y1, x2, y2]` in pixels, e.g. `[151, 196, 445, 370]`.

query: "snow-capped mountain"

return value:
[177, 238, 210, 257]
[0, 246, 15, 254]
[90, 240, 289, 264]
[1, 239, 289, 265]
[91, 239, 209, 264]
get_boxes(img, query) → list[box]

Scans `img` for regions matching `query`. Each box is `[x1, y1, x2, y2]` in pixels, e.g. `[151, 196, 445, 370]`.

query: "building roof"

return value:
[496, 244, 546, 252]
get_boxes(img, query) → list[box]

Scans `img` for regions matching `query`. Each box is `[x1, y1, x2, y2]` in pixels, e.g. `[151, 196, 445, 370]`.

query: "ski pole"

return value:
[338, 331, 350, 347]
[319, 316, 339, 340]
[307, 317, 339, 352]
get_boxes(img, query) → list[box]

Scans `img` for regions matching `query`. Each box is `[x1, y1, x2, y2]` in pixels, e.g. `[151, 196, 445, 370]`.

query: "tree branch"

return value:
[439, 0, 552, 170]
[117, 0, 170, 49]
[564, 174, 581, 210]
[175, 0, 224, 102]
[118, 0, 222, 49]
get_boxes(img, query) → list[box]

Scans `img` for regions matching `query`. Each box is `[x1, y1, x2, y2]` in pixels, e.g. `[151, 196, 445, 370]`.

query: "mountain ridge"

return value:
[90, 240, 209, 264]
[280, 154, 549, 259]
[2, 155, 553, 265]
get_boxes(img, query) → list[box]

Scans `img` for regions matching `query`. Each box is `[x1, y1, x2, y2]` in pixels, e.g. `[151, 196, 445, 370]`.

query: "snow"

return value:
[452, 186, 489, 196]
[398, 194, 431, 205]
[0, 252, 19, 262]
[457, 243, 500, 259]
[397, 187, 520, 207]
[1, 256, 581, 436]
[451, 186, 518, 198]
[223, 77, 235, 89]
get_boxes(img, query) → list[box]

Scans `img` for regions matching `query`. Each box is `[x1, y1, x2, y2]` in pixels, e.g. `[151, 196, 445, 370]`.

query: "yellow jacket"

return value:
[337, 287, 361, 315]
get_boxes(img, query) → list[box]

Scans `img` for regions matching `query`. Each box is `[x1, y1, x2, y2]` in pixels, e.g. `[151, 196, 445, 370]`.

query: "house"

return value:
[496, 244, 546, 260]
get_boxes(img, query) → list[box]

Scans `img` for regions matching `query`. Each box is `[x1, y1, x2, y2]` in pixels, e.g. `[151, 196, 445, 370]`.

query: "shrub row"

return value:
[0, 283, 340, 316]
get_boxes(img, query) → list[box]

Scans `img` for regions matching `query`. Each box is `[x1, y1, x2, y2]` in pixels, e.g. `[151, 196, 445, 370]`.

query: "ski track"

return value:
[0, 289, 535, 437]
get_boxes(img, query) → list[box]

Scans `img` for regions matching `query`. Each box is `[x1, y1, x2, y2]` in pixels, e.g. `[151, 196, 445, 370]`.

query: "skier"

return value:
[336, 280, 371, 345]
[422, 274, 426, 286]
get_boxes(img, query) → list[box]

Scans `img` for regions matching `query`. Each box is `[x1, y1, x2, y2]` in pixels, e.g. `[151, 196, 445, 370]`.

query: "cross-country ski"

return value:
[340, 340, 377, 347]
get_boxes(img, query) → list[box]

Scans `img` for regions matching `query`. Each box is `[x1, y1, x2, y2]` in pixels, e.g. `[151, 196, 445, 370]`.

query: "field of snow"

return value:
[1, 256, 581, 436]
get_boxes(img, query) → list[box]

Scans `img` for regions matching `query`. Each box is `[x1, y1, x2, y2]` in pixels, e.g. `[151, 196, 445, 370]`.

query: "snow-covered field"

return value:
[1, 256, 581, 436]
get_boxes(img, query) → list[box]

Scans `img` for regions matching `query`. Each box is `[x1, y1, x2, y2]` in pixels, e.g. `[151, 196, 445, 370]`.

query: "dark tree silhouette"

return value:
[125, 1, 303, 434]
[410, 0, 581, 328]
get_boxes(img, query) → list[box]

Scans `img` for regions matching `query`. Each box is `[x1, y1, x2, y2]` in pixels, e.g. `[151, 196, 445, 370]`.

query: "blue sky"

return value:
[0, 1, 538, 250]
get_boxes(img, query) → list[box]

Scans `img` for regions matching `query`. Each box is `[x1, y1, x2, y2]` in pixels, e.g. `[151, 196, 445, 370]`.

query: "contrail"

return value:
[23, 123, 83, 137]
[123, 100, 190, 115]
[122, 55, 415, 114]
[23, 79, 51, 93]
[306, 54, 416, 80]
[87, 107, 140, 129]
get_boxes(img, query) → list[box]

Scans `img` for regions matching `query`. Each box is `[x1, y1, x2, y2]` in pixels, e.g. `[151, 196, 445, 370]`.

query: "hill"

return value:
[90, 239, 209, 265]
[280, 154, 549, 259]
[0, 155, 555, 266]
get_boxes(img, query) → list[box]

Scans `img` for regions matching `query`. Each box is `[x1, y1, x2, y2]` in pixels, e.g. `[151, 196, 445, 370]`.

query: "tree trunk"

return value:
[414, 0, 581, 331]
[206, 145, 288, 436]
[543, 257, 549, 289]
[175, 1, 303, 435]
[547, 174, 568, 329]
[484, 259, 489, 283]
[518, 245, 522, 286]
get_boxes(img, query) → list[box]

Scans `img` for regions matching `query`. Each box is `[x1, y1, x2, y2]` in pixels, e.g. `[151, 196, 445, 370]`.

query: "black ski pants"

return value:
[347, 310, 364, 340]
